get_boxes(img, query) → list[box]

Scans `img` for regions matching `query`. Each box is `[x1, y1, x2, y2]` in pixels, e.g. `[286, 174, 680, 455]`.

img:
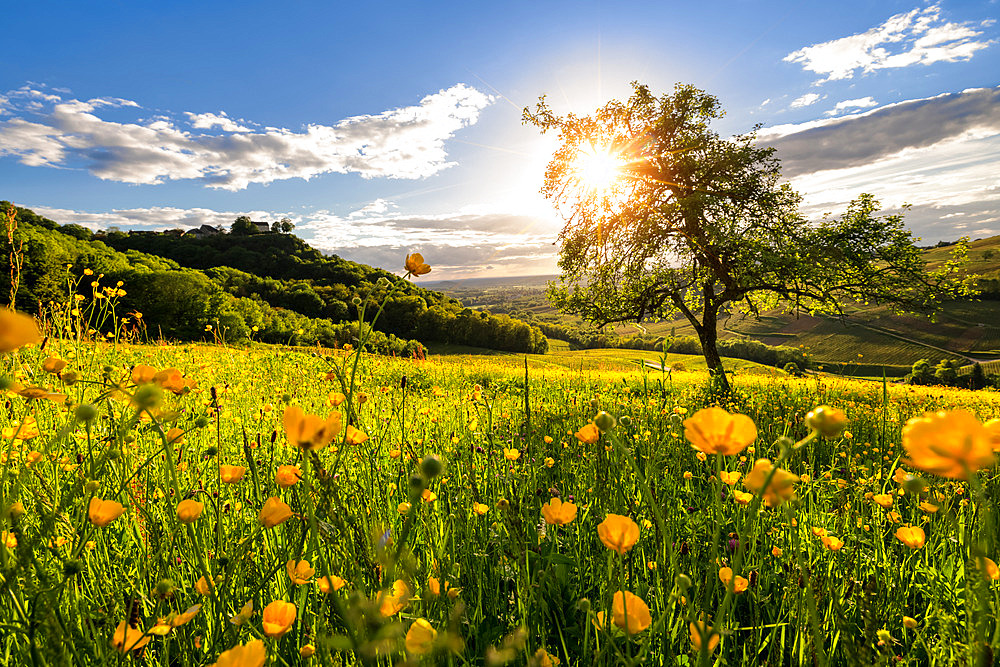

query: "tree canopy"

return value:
[525, 82, 976, 391]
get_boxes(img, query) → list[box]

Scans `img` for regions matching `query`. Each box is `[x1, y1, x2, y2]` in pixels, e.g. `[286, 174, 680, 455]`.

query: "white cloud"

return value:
[185, 111, 252, 132]
[0, 84, 494, 190]
[759, 87, 1000, 177]
[784, 4, 994, 83]
[348, 198, 395, 218]
[824, 96, 877, 116]
[25, 203, 560, 278]
[756, 89, 1000, 244]
[28, 205, 267, 231]
[790, 93, 823, 108]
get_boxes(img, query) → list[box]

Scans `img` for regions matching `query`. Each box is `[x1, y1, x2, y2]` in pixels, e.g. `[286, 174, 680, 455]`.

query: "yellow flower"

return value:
[684, 407, 757, 456]
[219, 465, 246, 484]
[533, 648, 561, 667]
[985, 418, 1000, 452]
[195, 575, 215, 596]
[377, 579, 411, 616]
[229, 601, 254, 626]
[902, 410, 996, 479]
[718, 567, 748, 593]
[275, 465, 301, 488]
[689, 621, 720, 654]
[345, 424, 369, 445]
[503, 448, 521, 461]
[422, 489, 437, 503]
[299, 644, 315, 659]
[821, 536, 844, 551]
[895, 526, 926, 549]
[165, 427, 185, 445]
[743, 459, 799, 507]
[771, 546, 782, 557]
[544, 457, 556, 468]
[214, 640, 266, 667]
[541, 498, 578, 525]
[611, 590, 652, 635]
[397, 502, 412, 514]
[317, 575, 347, 593]
[919, 501, 939, 514]
[42, 357, 68, 374]
[575, 423, 600, 444]
[131, 364, 157, 384]
[978, 557, 999, 581]
[259, 497, 294, 528]
[286, 559, 315, 585]
[473, 502, 489, 516]
[732, 490, 753, 505]
[327, 392, 347, 406]
[283, 405, 342, 451]
[171, 604, 201, 627]
[719, 470, 741, 486]
[404, 253, 432, 276]
[597, 514, 640, 554]
[176, 499, 204, 524]
[111, 621, 151, 653]
[88, 497, 125, 527]
[804, 405, 848, 438]
[872, 494, 894, 509]
[0, 309, 41, 354]
[261, 600, 297, 638]
[405, 618, 437, 655]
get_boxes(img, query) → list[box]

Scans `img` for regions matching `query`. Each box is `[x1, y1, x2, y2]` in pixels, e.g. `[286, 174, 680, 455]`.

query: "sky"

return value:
[1, 0, 998, 278]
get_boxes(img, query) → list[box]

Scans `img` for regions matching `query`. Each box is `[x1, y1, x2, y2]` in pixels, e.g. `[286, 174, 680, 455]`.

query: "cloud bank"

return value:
[0, 84, 494, 190]
[759, 87, 1000, 242]
[784, 3, 994, 83]
[760, 87, 1000, 177]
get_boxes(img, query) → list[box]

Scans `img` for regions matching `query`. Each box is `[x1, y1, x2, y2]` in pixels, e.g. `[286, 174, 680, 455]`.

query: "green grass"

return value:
[2, 326, 1000, 666]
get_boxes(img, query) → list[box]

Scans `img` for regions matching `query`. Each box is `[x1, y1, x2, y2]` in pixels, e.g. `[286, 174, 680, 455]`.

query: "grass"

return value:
[2, 283, 1000, 666]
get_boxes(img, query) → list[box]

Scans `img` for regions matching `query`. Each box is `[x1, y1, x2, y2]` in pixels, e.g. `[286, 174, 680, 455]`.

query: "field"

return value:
[3, 312, 1000, 667]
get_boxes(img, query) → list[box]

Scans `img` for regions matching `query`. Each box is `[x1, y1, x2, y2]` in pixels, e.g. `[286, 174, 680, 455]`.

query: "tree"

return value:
[231, 215, 257, 235]
[525, 82, 976, 392]
[280, 217, 295, 234]
[968, 362, 987, 390]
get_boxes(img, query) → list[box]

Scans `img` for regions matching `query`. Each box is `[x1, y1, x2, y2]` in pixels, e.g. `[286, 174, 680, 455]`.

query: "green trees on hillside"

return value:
[0, 201, 547, 354]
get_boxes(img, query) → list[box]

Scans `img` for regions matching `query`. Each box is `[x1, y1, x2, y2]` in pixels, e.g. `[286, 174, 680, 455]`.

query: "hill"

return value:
[0, 202, 547, 354]
[430, 236, 1000, 376]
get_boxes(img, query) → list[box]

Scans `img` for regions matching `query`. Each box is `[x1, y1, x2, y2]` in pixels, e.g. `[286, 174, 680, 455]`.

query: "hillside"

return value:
[431, 236, 1000, 375]
[0, 202, 547, 354]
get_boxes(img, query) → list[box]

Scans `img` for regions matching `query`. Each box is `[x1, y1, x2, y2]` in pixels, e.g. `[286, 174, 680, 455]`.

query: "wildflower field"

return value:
[2, 294, 1000, 666]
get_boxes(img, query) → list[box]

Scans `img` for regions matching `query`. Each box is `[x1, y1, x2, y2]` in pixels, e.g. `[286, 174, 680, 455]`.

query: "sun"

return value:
[573, 143, 625, 195]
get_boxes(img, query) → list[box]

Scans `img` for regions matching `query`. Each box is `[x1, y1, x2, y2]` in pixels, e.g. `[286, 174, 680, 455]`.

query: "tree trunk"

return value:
[698, 303, 731, 394]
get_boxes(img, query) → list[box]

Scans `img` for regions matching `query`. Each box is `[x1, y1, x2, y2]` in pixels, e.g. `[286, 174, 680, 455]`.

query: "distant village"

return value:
[121, 216, 295, 238]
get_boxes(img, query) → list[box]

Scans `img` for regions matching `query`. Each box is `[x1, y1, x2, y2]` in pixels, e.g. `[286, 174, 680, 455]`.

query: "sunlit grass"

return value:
[1, 292, 999, 665]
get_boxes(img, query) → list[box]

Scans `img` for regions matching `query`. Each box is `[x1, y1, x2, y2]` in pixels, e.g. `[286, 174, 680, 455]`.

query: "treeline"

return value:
[906, 358, 999, 390]
[0, 202, 547, 354]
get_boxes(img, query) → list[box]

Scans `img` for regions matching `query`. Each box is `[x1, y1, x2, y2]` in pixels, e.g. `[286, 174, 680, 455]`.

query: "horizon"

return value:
[2, 1, 999, 279]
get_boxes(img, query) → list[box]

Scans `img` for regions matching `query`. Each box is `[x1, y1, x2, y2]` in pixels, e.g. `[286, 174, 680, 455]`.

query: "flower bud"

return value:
[675, 573, 693, 591]
[420, 454, 443, 479]
[805, 405, 848, 438]
[85, 480, 101, 493]
[132, 384, 163, 411]
[594, 411, 616, 432]
[75, 403, 98, 422]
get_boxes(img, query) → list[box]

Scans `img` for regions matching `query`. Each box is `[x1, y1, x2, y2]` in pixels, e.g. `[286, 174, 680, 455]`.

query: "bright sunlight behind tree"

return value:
[525, 82, 978, 392]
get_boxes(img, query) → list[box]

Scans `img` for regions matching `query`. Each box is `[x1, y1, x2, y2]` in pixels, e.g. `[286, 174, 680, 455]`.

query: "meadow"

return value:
[1, 278, 1000, 666]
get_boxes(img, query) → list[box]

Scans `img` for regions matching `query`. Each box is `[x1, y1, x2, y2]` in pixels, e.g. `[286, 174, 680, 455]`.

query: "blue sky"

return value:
[2, 0, 998, 277]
